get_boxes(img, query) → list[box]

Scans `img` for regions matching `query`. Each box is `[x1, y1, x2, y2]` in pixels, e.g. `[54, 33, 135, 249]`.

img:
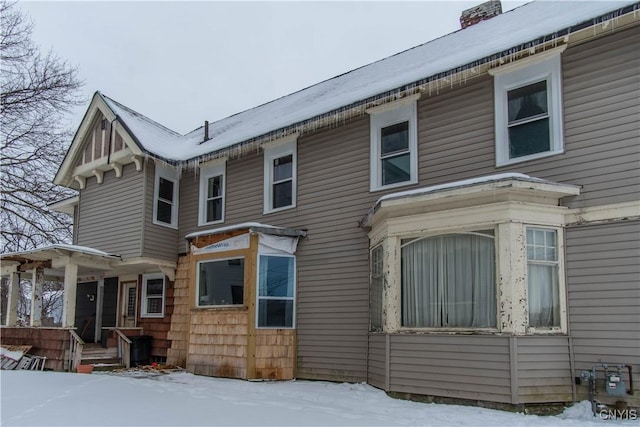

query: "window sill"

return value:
[395, 327, 499, 335]
[496, 148, 564, 167]
[192, 305, 247, 312]
[263, 204, 296, 215]
[152, 220, 178, 230]
[370, 178, 418, 193]
[140, 314, 164, 319]
[198, 219, 224, 227]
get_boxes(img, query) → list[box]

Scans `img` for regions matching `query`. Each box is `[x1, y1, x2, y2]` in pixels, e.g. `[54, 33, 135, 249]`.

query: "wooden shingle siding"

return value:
[367, 334, 386, 389]
[388, 335, 512, 404]
[566, 220, 640, 399]
[516, 337, 572, 403]
[142, 161, 179, 261]
[76, 163, 144, 257]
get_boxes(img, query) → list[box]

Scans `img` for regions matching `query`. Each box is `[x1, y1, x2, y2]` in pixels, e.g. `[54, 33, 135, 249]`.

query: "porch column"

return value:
[5, 270, 20, 326]
[94, 277, 104, 342]
[62, 262, 78, 328]
[30, 268, 43, 327]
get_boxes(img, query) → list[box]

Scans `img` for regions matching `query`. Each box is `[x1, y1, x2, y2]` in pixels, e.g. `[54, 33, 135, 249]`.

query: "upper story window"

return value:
[368, 97, 418, 191]
[153, 164, 179, 228]
[491, 48, 565, 166]
[263, 136, 297, 214]
[141, 273, 165, 318]
[198, 161, 226, 226]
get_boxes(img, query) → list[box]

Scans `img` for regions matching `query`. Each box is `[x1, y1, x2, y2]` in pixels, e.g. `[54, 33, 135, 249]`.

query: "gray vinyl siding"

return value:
[367, 334, 386, 389]
[418, 27, 639, 210]
[172, 28, 637, 385]
[76, 163, 144, 258]
[142, 160, 179, 261]
[516, 336, 572, 403]
[566, 220, 640, 398]
[388, 335, 512, 404]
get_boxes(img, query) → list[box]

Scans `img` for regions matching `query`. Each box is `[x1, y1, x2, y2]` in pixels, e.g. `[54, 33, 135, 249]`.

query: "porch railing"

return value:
[114, 329, 132, 369]
[68, 329, 85, 372]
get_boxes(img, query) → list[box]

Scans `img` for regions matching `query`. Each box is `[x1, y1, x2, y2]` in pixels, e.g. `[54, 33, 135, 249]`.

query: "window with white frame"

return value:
[257, 255, 295, 328]
[198, 162, 225, 226]
[526, 227, 560, 328]
[368, 99, 418, 191]
[141, 274, 165, 317]
[197, 258, 245, 307]
[492, 50, 565, 166]
[401, 231, 496, 328]
[153, 164, 179, 227]
[263, 138, 296, 213]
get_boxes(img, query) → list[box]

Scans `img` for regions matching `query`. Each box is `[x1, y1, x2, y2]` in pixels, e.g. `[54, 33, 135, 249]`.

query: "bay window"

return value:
[526, 227, 560, 328]
[401, 231, 496, 328]
[197, 258, 245, 307]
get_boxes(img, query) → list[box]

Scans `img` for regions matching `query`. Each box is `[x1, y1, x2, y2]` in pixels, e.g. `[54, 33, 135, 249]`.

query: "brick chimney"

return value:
[460, 0, 502, 29]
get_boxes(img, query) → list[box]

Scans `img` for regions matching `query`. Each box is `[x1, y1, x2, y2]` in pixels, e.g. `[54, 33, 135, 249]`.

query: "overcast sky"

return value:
[21, 0, 529, 135]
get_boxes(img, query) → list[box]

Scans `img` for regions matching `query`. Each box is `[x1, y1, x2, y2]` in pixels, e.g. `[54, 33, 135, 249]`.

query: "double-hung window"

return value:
[401, 231, 496, 328]
[141, 274, 165, 318]
[368, 97, 418, 191]
[526, 227, 560, 328]
[257, 255, 295, 328]
[492, 49, 565, 166]
[198, 161, 225, 226]
[153, 164, 179, 227]
[263, 137, 297, 214]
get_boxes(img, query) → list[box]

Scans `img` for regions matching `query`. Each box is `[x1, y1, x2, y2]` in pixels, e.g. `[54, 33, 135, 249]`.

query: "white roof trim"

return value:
[186, 222, 306, 239]
[1, 244, 120, 260]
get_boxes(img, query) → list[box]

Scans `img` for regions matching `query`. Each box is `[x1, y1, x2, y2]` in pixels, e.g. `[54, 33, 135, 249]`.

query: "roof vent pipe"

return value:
[204, 120, 209, 142]
[460, 0, 502, 29]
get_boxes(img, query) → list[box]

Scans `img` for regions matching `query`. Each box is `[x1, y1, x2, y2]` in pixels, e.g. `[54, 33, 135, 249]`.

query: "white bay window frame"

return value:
[491, 47, 566, 167]
[366, 177, 576, 335]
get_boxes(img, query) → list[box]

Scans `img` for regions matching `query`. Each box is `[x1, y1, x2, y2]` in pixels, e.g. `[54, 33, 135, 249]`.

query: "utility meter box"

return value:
[605, 372, 627, 396]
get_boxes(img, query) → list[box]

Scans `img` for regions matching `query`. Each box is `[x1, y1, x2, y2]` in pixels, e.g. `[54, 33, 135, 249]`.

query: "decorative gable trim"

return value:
[54, 92, 144, 189]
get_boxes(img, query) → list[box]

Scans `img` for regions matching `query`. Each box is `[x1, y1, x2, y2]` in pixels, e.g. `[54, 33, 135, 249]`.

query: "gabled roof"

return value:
[61, 0, 639, 170]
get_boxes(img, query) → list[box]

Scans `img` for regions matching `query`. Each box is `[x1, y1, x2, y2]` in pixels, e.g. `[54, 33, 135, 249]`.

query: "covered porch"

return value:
[0, 244, 176, 371]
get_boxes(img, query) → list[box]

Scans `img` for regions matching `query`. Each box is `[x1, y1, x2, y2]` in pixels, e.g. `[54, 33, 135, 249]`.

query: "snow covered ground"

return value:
[0, 370, 635, 426]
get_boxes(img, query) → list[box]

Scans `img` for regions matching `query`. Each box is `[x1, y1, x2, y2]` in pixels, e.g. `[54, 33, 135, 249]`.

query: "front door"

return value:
[74, 282, 97, 342]
[119, 281, 137, 328]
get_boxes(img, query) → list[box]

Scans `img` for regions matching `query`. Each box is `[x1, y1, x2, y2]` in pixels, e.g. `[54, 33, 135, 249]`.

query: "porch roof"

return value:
[1, 244, 120, 262]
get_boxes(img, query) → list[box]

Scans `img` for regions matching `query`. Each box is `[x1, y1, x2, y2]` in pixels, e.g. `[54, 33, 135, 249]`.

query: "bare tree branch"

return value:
[1, 0, 83, 253]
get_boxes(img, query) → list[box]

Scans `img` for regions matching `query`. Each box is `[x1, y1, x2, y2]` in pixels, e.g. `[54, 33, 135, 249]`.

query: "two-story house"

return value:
[2, 0, 638, 411]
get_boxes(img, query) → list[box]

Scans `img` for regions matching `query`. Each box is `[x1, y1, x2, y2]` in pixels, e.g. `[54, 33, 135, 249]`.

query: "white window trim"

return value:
[195, 257, 245, 308]
[524, 225, 567, 334]
[141, 273, 165, 318]
[492, 49, 565, 167]
[263, 136, 297, 214]
[370, 203, 569, 335]
[198, 161, 226, 226]
[368, 97, 419, 192]
[255, 254, 296, 329]
[152, 163, 179, 228]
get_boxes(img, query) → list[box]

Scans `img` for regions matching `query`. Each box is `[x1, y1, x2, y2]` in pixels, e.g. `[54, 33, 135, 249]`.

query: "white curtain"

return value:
[528, 264, 559, 327]
[402, 233, 495, 328]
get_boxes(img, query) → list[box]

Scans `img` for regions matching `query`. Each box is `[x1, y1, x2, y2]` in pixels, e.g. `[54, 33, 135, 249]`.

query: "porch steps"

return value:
[80, 345, 124, 371]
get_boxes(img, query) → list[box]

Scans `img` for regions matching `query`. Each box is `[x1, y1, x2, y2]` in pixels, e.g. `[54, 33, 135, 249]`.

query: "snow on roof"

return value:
[185, 222, 306, 239]
[376, 173, 563, 205]
[1, 244, 120, 260]
[100, 1, 636, 162]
